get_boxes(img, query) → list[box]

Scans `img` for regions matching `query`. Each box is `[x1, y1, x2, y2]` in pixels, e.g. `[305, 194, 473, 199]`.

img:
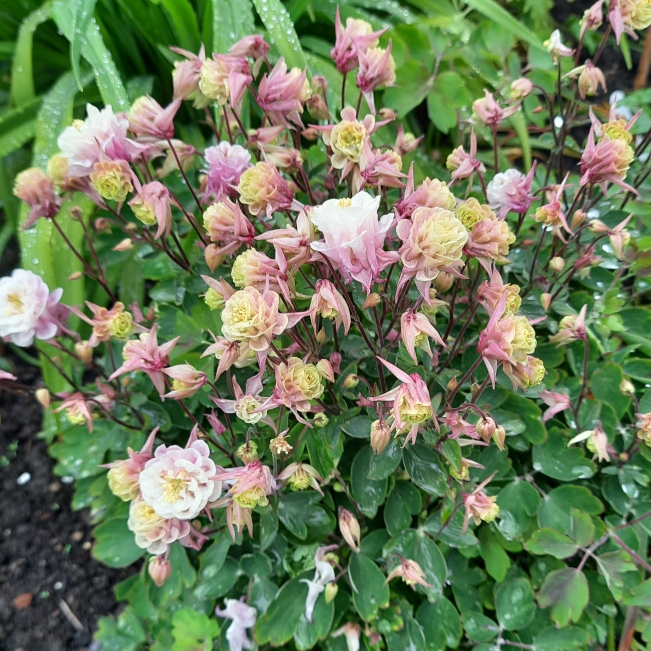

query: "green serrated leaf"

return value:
[537, 568, 589, 627]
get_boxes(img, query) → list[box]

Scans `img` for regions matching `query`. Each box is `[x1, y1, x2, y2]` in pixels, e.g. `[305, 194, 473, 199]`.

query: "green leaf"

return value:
[462, 611, 499, 642]
[511, 108, 532, 170]
[532, 427, 595, 481]
[278, 491, 332, 540]
[525, 529, 578, 559]
[497, 479, 540, 540]
[212, 0, 255, 52]
[385, 481, 421, 536]
[252, 0, 306, 70]
[160, 0, 201, 51]
[342, 415, 373, 438]
[196, 557, 240, 599]
[465, 0, 546, 51]
[590, 362, 630, 419]
[622, 358, 651, 383]
[478, 526, 510, 582]
[441, 438, 462, 474]
[0, 100, 39, 158]
[10, 5, 52, 107]
[384, 61, 431, 116]
[569, 508, 595, 548]
[240, 551, 273, 577]
[350, 552, 390, 621]
[172, 608, 220, 651]
[623, 577, 651, 607]
[92, 518, 145, 568]
[413, 531, 447, 601]
[294, 593, 334, 650]
[537, 568, 589, 627]
[385, 611, 426, 651]
[416, 597, 462, 651]
[496, 578, 535, 630]
[538, 485, 603, 533]
[533, 627, 590, 651]
[368, 437, 402, 479]
[403, 443, 447, 496]
[69, 0, 99, 90]
[596, 551, 637, 601]
[421, 509, 478, 548]
[351, 446, 388, 518]
[95, 608, 147, 651]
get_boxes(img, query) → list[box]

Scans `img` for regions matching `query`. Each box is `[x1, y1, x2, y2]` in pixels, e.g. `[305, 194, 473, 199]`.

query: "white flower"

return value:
[216, 599, 257, 651]
[139, 440, 222, 520]
[300, 546, 336, 622]
[309, 192, 398, 293]
[544, 29, 575, 60]
[58, 104, 146, 177]
[333, 623, 362, 651]
[0, 269, 62, 347]
[127, 498, 191, 555]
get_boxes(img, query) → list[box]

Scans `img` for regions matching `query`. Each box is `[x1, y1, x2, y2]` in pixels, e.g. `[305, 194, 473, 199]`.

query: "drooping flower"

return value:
[446, 130, 486, 184]
[216, 461, 275, 511]
[238, 161, 294, 218]
[203, 142, 252, 201]
[0, 269, 63, 347]
[386, 557, 432, 588]
[568, 424, 610, 462]
[332, 623, 362, 651]
[54, 392, 96, 431]
[58, 104, 147, 177]
[396, 206, 468, 302]
[105, 428, 158, 501]
[510, 78, 533, 100]
[199, 54, 252, 108]
[309, 279, 351, 335]
[257, 58, 312, 127]
[636, 412, 651, 446]
[129, 181, 174, 239]
[162, 364, 208, 400]
[549, 304, 588, 345]
[472, 89, 519, 128]
[400, 309, 445, 363]
[462, 474, 500, 531]
[589, 214, 632, 259]
[148, 556, 173, 587]
[203, 199, 255, 266]
[216, 600, 257, 651]
[256, 209, 317, 270]
[109, 325, 180, 396]
[360, 148, 405, 190]
[139, 433, 221, 520]
[330, 8, 385, 73]
[300, 546, 336, 622]
[487, 166, 536, 219]
[580, 126, 635, 195]
[70, 301, 133, 346]
[277, 462, 324, 493]
[229, 34, 270, 63]
[310, 192, 399, 294]
[464, 208, 516, 270]
[539, 390, 572, 423]
[476, 270, 522, 316]
[230, 248, 291, 299]
[578, 61, 607, 99]
[128, 95, 181, 140]
[581, 0, 604, 36]
[534, 176, 573, 239]
[544, 29, 575, 60]
[356, 43, 396, 114]
[202, 333, 256, 380]
[14, 168, 62, 229]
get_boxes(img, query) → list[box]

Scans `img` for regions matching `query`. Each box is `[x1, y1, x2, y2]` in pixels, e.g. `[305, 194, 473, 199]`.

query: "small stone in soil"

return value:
[13, 593, 33, 609]
[16, 472, 31, 485]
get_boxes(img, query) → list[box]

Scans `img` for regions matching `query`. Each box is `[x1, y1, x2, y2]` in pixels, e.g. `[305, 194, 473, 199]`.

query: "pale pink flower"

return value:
[58, 104, 148, 177]
[173, 56, 202, 100]
[544, 29, 575, 60]
[446, 130, 486, 183]
[257, 58, 311, 128]
[360, 149, 405, 190]
[109, 325, 179, 396]
[549, 304, 588, 345]
[510, 78, 533, 100]
[581, 1, 604, 36]
[636, 412, 651, 445]
[277, 462, 324, 493]
[238, 161, 294, 218]
[216, 599, 257, 651]
[534, 176, 573, 239]
[162, 364, 207, 400]
[487, 166, 536, 219]
[476, 269, 522, 316]
[14, 168, 62, 229]
[400, 309, 445, 363]
[310, 279, 351, 335]
[256, 209, 317, 270]
[229, 34, 270, 62]
[473, 89, 519, 128]
[590, 214, 633, 259]
[139, 432, 221, 520]
[300, 546, 336, 622]
[157, 140, 196, 178]
[199, 54, 252, 108]
[54, 392, 95, 431]
[371, 359, 435, 446]
[0, 370, 17, 381]
[201, 275, 236, 311]
[330, 7, 386, 73]
[128, 96, 181, 140]
[393, 125, 422, 157]
[464, 212, 516, 270]
[386, 557, 432, 588]
[580, 126, 636, 195]
[212, 374, 274, 427]
[309, 191, 399, 294]
[442, 410, 479, 440]
[148, 556, 172, 587]
[129, 181, 174, 239]
[128, 497, 192, 554]
[568, 424, 611, 462]
[203, 199, 255, 261]
[69, 301, 133, 346]
[578, 61, 607, 99]
[608, 0, 651, 43]
[396, 206, 468, 302]
[332, 623, 362, 651]
[397, 165, 456, 218]
[263, 356, 324, 419]
[230, 248, 292, 300]
[203, 142, 252, 201]
[356, 43, 396, 114]
[539, 390, 572, 423]
[463, 478, 500, 531]
[202, 333, 256, 380]
[104, 427, 158, 501]
[215, 461, 275, 512]
[0, 269, 63, 347]
[502, 355, 546, 391]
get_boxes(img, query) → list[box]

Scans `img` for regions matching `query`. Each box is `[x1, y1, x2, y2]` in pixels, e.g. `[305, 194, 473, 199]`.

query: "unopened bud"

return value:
[126, 222, 139, 232]
[68, 205, 84, 222]
[379, 108, 397, 121]
[541, 292, 552, 312]
[205, 244, 224, 273]
[325, 582, 338, 603]
[113, 238, 133, 252]
[447, 377, 458, 392]
[307, 94, 329, 121]
[338, 507, 361, 552]
[316, 327, 327, 343]
[363, 293, 381, 309]
[589, 219, 608, 234]
[333, 481, 345, 492]
[510, 78, 533, 100]
[148, 556, 172, 587]
[493, 424, 506, 451]
[571, 210, 587, 229]
[620, 378, 635, 395]
[313, 412, 329, 428]
[301, 128, 319, 141]
[435, 272, 454, 293]
[619, 452, 629, 462]
[370, 419, 391, 455]
[75, 341, 93, 363]
[317, 359, 335, 383]
[94, 217, 112, 233]
[476, 417, 497, 444]
[236, 440, 259, 464]
[549, 256, 565, 272]
[35, 388, 51, 409]
[343, 374, 359, 389]
[67, 271, 83, 281]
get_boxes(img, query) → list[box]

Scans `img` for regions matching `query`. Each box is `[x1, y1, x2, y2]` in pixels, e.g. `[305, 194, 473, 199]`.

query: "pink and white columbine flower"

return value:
[212, 374, 274, 427]
[139, 430, 222, 520]
[203, 142, 252, 201]
[608, 0, 651, 44]
[371, 358, 436, 446]
[309, 192, 399, 294]
[539, 390, 572, 423]
[400, 309, 445, 364]
[199, 53, 252, 109]
[129, 180, 174, 239]
[446, 130, 486, 184]
[301, 546, 337, 622]
[309, 279, 351, 335]
[14, 168, 62, 229]
[568, 424, 611, 462]
[256, 58, 311, 128]
[162, 364, 208, 400]
[386, 557, 432, 588]
[534, 176, 573, 240]
[216, 600, 257, 651]
[549, 304, 588, 346]
[544, 29, 575, 60]
[127, 497, 193, 555]
[590, 213, 633, 260]
[202, 334, 256, 381]
[462, 473, 500, 531]
[215, 461, 275, 513]
[58, 104, 147, 177]
[229, 34, 270, 73]
[0, 269, 63, 347]
[356, 43, 396, 114]
[109, 324, 180, 396]
[487, 166, 536, 219]
[54, 392, 96, 431]
[203, 199, 256, 268]
[256, 209, 317, 271]
[330, 8, 385, 74]
[332, 623, 362, 651]
[128, 95, 181, 140]
[396, 165, 456, 218]
[472, 89, 519, 128]
[442, 410, 480, 440]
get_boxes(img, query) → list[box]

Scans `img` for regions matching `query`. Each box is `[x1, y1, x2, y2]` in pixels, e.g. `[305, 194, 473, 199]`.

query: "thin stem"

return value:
[575, 335, 590, 417]
[341, 72, 347, 110]
[166, 137, 203, 213]
[446, 356, 483, 406]
[611, 533, 651, 573]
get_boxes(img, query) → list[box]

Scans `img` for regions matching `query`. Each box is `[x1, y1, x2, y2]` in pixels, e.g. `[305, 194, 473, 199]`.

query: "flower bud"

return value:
[540, 292, 552, 312]
[301, 128, 319, 141]
[620, 378, 635, 394]
[476, 417, 497, 444]
[316, 327, 327, 343]
[47, 153, 69, 188]
[67, 271, 83, 281]
[113, 238, 133, 252]
[204, 244, 225, 273]
[370, 419, 392, 454]
[434, 272, 454, 293]
[35, 388, 51, 409]
[75, 341, 94, 363]
[363, 293, 381, 309]
[571, 210, 587, 229]
[339, 507, 361, 552]
[90, 161, 134, 202]
[493, 424, 506, 451]
[510, 78, 533, 100]
[447, 377, 458, 392]
[589, 219, 609, 234]
[325, 582, 338, 603]
[343, 374, 359, 389]
[549, 256, 565, 272]
[317, 359, 335, 383]
[148, 556, 172, 588]
[313, 412, 330, 428]
[236, 441, 259, 464]
[307, 94, 329, 121]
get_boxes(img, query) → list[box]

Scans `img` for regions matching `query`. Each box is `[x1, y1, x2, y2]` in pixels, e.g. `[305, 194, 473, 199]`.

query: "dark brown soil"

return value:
[0, 353, 133, 651]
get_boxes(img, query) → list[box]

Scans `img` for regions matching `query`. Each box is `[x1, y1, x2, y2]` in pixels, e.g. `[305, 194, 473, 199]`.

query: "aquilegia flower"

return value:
[216, 600, 257, 651]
